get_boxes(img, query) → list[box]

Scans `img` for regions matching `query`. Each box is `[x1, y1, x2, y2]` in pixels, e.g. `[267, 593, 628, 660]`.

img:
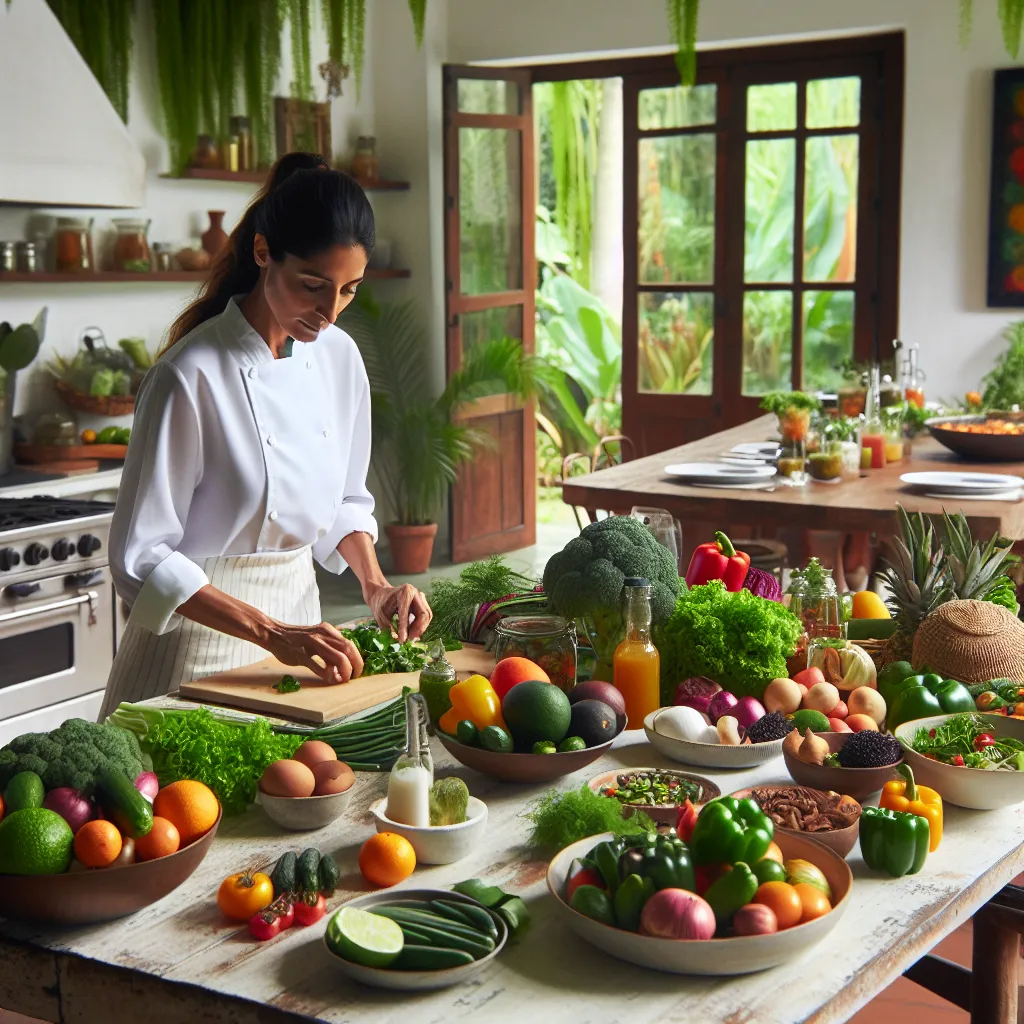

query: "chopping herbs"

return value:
[274, 675, 301, 694]
[910, 713, 1024, 770]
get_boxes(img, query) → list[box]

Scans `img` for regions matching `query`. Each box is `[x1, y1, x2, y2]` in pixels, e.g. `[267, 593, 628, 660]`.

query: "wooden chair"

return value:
[591, 433, 636, 473]
[560, 452, 596, 530]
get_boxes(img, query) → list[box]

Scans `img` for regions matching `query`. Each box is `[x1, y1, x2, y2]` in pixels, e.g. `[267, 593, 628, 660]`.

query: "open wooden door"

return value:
[443, 66, 537, 563]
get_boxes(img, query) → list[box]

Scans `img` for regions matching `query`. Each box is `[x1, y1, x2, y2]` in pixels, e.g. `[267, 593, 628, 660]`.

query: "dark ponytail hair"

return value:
[164, 152, 375, 351]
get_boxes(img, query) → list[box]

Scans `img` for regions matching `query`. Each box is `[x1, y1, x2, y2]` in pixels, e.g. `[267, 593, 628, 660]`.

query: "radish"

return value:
[134, 771, 160, 803]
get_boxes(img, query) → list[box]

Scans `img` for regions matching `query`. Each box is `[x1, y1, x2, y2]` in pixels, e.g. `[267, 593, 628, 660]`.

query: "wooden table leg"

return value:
[971, 904, 1020, 1023]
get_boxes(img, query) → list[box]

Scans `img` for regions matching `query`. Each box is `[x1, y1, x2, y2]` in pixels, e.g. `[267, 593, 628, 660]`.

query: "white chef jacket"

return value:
[110, 296, 377, 636]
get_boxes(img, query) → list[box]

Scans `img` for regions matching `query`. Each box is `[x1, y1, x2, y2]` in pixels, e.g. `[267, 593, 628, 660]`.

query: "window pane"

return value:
[803, 290, 854, 391]
[745, 138, 795, 282]
[807, 76, 861, 128]
[638, 292, 714, 394]
[804, 134, 859, 282]
[459, 128, 522, 295]
[639, 135, 715, 284]
[638, 84, 716, 129]
[747, 83, 797, 132]
[742, 290, 792, 395]
[461, 306, 523, 352]
[458, 79, 521, 114]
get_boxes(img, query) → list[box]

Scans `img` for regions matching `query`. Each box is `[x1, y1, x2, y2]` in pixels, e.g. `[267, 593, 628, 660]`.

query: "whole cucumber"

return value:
[270, 851, 297, 897]
[96, 768, 153, 838]
[372, 906, 494, 944]
[297, 848, 321, 894]
[393, 945, 474, 970]
[431, 899, 499, 939]
[318, 853, 341, 894]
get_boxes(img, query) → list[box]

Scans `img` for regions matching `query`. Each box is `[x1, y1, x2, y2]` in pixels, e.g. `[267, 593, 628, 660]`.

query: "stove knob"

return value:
[51, 538, 72, 561]
[77, 534, 102, 557]
[24, 543, 49, 566]
[0, 548, 20, 572]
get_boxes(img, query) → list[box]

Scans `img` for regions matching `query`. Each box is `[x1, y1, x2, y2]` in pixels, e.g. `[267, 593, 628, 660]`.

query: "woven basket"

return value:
[55, 380, 135, 417]
[912, 600, 1024, 683]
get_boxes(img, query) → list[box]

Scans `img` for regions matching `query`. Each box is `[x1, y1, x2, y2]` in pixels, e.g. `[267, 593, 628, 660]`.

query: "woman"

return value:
[100, 153, 431, 719]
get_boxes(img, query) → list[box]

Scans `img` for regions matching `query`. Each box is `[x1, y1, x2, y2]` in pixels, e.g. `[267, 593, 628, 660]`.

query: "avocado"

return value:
[568, 699, 618, 748]
[501, 680, 571, 748]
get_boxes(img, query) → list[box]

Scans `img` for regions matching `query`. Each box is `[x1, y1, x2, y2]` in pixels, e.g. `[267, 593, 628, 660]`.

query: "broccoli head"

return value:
[0, 719, 145, 794]
[429, 777, 470, 826]
[543, 515, 681, 675]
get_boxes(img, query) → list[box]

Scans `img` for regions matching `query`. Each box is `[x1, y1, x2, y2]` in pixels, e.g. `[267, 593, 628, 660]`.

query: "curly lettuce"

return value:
[654, 581, 802, 702]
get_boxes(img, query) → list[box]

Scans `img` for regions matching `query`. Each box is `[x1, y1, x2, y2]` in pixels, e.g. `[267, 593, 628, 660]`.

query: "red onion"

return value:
[42, 787, 95, 834]
[731, 696, 767, 730]
[675, 694, 713, 715]
[134, 771, 159, 803]
[707, 690, 739, 724]
[639, 889, 716, 940]
[733, 903, 778, 936]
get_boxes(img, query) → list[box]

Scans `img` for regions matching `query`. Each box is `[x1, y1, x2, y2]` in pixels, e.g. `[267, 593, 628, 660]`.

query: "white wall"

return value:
[441, 0, 1019, 402]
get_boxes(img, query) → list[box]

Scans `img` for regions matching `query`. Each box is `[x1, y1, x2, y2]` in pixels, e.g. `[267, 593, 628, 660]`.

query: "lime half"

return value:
[329, 907, 404, 968]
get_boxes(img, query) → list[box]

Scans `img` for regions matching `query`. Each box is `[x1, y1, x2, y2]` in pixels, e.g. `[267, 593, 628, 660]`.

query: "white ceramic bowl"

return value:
[323, 887, 507, 991]
[643, 709, 786, 769]
[894, 713, 1024, 809]
[258, 785, 354, 831]
[548, 831, 852, 975]
[368, 796, 487, 864]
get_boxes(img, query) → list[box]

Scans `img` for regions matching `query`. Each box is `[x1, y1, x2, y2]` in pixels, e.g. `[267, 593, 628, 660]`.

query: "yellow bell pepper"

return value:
[438, 675, 506, 735]
[880, 764, 943, 851]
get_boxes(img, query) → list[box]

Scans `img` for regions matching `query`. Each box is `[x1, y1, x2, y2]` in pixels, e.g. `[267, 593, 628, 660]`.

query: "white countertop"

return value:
[0, 466, 122, 499]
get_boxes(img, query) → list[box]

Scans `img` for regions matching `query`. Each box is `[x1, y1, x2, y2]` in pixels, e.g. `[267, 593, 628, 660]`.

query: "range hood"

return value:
[0, 0, 145, 207]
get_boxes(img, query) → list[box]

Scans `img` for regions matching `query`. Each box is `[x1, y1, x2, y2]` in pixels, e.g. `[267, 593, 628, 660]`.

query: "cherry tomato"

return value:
[218, 871, 274, 921]
[249, 908, 282, 941]
[274, 896, 295, 930]
[293, 893, 327, 926]
[975, 734, 997, 751]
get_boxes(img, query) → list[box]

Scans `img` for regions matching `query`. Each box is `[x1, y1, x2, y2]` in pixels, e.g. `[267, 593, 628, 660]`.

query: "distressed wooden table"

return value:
[562, 414, 1024, 540]
[2, 725, 1024, 1024]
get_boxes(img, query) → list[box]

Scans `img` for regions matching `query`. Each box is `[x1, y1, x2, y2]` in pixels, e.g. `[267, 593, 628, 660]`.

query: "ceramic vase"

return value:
[201, 211, 228, 256]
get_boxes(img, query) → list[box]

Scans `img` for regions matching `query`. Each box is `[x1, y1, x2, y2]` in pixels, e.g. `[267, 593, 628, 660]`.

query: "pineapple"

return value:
[880, 506, 950, 664]
[939, 510, 1019, 602]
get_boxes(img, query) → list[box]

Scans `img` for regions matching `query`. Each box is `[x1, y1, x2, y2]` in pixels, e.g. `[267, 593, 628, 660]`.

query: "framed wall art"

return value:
[987, 68, 1024, 307]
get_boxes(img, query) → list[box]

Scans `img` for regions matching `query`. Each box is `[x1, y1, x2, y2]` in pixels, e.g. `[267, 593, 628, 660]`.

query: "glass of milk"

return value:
[386, 692, 433, 827]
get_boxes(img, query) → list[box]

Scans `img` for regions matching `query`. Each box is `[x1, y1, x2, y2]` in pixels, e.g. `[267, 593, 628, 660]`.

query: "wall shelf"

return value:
[0, 267, 410, 284]
[159, 169, 410, 191]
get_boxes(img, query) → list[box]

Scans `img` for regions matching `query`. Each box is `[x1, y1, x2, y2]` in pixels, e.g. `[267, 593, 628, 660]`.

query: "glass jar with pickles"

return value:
[493, 614, 577, 693]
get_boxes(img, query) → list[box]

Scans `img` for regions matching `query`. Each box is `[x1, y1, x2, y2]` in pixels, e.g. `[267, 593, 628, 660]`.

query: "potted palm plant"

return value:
[343, 293, 542, 574]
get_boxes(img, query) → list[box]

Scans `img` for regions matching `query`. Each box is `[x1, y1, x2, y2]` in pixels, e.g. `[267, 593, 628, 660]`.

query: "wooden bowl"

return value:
[731, 785, 861, 858]
[547, 830, 852, 975]
[436, 729, 620, 783]
[783, 732, 902, 800]
[0, 811, 221, 926]
[587, 767, 720, 825]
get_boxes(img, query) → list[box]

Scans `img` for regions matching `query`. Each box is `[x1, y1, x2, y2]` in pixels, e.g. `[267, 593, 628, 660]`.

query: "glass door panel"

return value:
[638, 291, 714, 394]
[804, 135, 859, 282]
[742, 290, 792, 395]
[745, 138, 796, 283]
[803, 290, 854, 391]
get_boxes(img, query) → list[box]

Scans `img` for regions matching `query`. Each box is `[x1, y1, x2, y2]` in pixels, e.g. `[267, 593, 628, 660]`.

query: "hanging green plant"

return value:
[242, 0, 287, 169]
[960, 0, 1024, 57]
[321, 0, 366, 96]
[290, 0, 314, 100]
[46, 0, 134, 122]
[408, 0, 426, 46]
[665, 0, 700, 88]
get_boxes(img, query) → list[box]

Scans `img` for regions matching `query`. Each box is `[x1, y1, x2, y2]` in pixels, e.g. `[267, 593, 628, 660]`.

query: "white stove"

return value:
[0, 497, 121, 745]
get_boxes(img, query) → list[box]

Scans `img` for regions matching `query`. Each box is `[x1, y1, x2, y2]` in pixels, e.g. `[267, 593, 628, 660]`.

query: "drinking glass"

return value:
[776, 440, 808, 486]
[631, 507, 682, 570]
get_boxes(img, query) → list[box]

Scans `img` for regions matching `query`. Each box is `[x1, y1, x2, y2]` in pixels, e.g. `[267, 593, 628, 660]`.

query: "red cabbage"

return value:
[742, 566, 782, 601]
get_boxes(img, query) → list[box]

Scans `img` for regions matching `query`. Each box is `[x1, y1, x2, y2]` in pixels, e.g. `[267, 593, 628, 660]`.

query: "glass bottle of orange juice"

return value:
[613, 578, 661, 729]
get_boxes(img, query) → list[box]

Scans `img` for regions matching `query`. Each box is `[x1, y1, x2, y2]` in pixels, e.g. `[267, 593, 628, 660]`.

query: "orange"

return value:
[134, 816, 180, 861]
[490, 657, 550, 700]
[794, 882, 832, 922]
[74, 819, 123, 868]
[81, 429, 97, 444]
[153, 780, 220, 846]
[762, 841, 784, 864]
[359, 832, 416, 888]
[752, 881, 803, 930]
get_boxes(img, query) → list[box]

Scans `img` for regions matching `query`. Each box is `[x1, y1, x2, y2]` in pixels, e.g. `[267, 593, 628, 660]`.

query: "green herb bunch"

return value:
[759, 391, 822, 415]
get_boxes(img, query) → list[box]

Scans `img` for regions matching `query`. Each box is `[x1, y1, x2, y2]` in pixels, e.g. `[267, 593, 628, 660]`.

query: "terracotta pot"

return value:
[201, 211, 228, 256]
[385, 522, 437, 575]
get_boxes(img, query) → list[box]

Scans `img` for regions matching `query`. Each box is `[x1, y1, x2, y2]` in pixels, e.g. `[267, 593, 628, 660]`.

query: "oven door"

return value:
[0, 567, 114, 721]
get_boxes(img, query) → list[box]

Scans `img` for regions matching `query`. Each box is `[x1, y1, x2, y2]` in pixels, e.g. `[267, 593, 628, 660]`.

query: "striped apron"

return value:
[98, 547, 320, 720]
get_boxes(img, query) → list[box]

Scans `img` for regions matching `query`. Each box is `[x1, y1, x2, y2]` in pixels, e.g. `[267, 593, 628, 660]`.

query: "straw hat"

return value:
[912, 600, 1024, 683]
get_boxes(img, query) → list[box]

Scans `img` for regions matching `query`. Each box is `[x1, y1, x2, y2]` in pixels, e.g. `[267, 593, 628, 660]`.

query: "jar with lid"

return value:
[32, 410, 78, 446]
[152, 243, 175, 272]
[15, 242, 38, 273]
[230, 116, 254, 171]
[54, 217, 94, 272]
[787, 558, 845, 640]
[111, 219, 151, 272]
[493, 614, 577, 693]
[351, 136, 380, 182]
[0, 242, 14, 273]
[418, 641, 458, 729]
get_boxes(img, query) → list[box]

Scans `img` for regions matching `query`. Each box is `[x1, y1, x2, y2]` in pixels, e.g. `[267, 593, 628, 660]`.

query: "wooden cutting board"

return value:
[177, 645, 496, 725]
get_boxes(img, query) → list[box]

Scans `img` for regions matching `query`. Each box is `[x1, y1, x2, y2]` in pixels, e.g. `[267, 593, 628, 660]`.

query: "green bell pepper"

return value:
[690, 797, 774, 866]
[617, 833, 695, 892]
[589, 839, 624, 893]
[613, 873, 655, 932]
[860, 806, 929, 877]
[569, 884, 614, 925]
[922, 677, 975, 715]
[887, 684, 942, 732]
[877, 661, 917, 707]
[703, 862, 758, 929]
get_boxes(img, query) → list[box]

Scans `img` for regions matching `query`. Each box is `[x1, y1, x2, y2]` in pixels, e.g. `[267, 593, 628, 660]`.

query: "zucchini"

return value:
[371, 909, 494, 958]
[297, 848, 321, 894]
[96, 768, 153, 838]
[396, 924, 435, 946]
[432, 899, 499, 940]
[270, 851, 297, 897]
[393, 945, 474, 971]
[427, 900, 476, 929]
[373, 906, 494, 945]
[318, 853, 341, 894]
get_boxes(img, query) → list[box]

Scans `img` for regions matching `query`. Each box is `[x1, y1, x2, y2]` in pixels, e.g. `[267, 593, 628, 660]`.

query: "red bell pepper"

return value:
[675, 798, 698, 844]
[684, 532, 751, 591]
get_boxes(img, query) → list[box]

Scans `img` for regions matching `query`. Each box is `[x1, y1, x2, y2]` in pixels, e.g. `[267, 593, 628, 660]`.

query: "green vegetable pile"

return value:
[340, 623, 460, 676]
[525, 784, 656, 851]
[654, 581, 803, 702]
[0, 718, 147, 795]
[274, 675, 301, 694]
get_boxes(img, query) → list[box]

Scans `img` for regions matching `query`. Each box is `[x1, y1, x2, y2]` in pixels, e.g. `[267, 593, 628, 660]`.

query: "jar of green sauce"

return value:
[418, 642, 457, 728]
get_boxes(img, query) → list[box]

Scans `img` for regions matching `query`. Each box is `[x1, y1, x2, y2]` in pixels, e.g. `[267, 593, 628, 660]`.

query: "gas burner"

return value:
[0, 497, 116, 530]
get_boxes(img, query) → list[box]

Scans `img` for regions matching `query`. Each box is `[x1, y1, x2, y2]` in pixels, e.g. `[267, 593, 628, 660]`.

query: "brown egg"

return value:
[260, 758, 315, 798]
[312, 760, 355, 796]
[292, 740, 338, 769]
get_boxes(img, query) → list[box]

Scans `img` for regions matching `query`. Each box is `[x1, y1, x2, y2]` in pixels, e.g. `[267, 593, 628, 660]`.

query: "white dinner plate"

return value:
[900, 471, 1024, 493]
[664, 462, 777, 484]
[924, 489, 1023, 502]
[731, 442, 781, 458]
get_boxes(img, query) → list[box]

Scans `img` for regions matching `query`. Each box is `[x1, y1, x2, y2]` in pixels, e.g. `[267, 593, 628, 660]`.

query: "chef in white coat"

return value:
[100, 153, 431, 718]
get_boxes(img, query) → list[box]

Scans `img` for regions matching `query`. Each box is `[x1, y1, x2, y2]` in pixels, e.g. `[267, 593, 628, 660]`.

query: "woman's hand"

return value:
[263, 621, 365, 685]
[366, 582, 432, 643]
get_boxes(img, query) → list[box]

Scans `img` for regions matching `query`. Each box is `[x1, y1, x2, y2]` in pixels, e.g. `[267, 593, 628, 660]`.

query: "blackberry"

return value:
[746, 711, 795, 744]
[837, 730, 902, 768]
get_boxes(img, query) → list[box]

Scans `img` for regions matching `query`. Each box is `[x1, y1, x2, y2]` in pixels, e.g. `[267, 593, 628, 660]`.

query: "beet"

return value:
[673, 676, 721, 705]
[568, 681, 627, 730]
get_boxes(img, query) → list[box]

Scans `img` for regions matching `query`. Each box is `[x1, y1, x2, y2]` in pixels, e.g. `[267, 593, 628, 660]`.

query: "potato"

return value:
[763, 678, 802, 715]
[804, 682, 840, 716]
[847, 686, 887, 725]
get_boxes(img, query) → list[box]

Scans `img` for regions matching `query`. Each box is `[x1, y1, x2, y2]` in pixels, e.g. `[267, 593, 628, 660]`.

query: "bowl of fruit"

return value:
[435, 674, 625, 783]
[0, 719, 222, 925]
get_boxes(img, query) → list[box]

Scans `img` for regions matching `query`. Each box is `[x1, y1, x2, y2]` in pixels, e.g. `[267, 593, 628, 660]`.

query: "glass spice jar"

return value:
[54, 217, 94, 272]
[493, 614, 578, 694]
[111, 218, 152, 272]
[351, 136, 380, 182]
[0, 242, 15, 273]
[14, 242, 38, 273]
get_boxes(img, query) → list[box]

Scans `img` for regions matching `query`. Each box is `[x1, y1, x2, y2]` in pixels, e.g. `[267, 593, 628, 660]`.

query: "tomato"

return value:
[762, 841, 784, 864]
[275, 897, 295, 930]
[566, 866, 604, 903]
[793, 882, 831, 923]
[217, 871, 274, 921]
[752, 881, 803, 930]
[249, 909, 282, 941]
[293, 893, 327, 926]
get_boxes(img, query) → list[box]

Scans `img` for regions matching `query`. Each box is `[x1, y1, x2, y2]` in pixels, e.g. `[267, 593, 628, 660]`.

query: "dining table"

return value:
[561, 414, 1024, 542]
